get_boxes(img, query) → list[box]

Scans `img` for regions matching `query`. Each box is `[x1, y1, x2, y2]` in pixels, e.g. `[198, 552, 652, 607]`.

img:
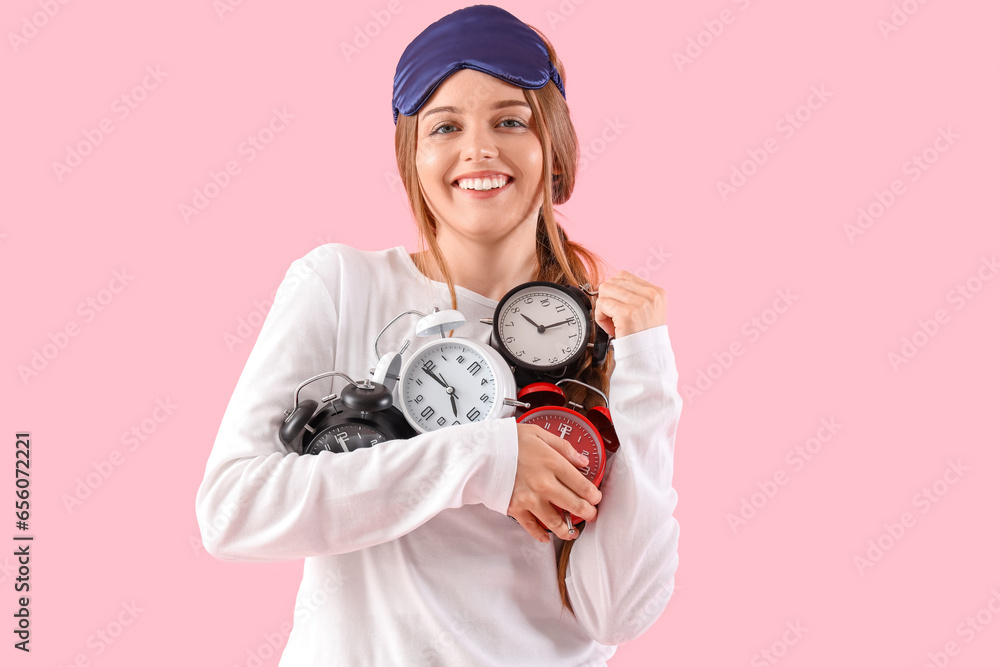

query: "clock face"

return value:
[306, 423, 386, 455]
[495, 285, 589, 372]
[399, 341, 499, 433]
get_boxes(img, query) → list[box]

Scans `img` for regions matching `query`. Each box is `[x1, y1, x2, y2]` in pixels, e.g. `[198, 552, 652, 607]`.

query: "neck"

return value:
[413, 223, 539, 302]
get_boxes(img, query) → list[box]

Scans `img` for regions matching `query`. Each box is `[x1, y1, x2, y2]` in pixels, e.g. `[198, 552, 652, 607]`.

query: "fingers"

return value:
[509, 425, 603, 542]
[594, 269, 667, 338]
[530, 426, 602, 520]
[508, 510, 552, 543]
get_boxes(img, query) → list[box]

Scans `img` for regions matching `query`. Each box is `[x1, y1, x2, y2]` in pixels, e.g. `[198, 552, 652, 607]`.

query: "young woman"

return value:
[196, 5, 682, 665]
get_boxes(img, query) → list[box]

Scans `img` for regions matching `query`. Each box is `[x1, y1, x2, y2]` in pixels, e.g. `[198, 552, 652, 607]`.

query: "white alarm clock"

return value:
[389, 310, 523, 434]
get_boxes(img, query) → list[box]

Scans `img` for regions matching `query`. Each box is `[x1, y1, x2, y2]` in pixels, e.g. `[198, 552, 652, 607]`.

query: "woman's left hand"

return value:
[593, 270, 667, 339]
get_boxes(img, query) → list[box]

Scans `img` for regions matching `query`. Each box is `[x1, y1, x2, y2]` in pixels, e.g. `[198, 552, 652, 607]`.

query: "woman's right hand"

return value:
[506, 423, 603, 543]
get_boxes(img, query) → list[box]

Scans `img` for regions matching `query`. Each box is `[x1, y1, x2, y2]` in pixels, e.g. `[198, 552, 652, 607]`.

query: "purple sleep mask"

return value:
[392, 4, 566, 125]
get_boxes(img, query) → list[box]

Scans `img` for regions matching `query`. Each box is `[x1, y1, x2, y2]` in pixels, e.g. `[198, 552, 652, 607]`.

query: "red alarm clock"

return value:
[515, 379, 620, 528]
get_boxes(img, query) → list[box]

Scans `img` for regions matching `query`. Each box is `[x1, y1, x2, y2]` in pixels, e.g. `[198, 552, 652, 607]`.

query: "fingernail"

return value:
[577, 452, 589, 463]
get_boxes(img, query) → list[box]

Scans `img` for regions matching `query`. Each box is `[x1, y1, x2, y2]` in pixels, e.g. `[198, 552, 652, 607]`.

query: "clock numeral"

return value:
[479, 393, 490, 403]
[466, 408, 481, 421]
[421, 406, 435, 419]
[532, 357, 541, 363]
[441, 354, 449, 362]
[422, 360, 436, 371]
[457, 355, 465, 363]
[568, 333, 577, 338]
[561, 347, 572, 354]
[505, 336, 515, 344]
[524, 297, 534, 304]
[506, 321, 514, 327]
[510, 306, 520, 314]
[480, 378, 490, 386]
[370, 439, 379, 446]
[414, 394, 424, 403]
[467, 362, 482, 376]
[452, 420, 461, 426]
[515, 350, 525, 357]
[540, 298, 550, 307]
[549, 356, 559, 364]
[555, 304, 566, 312]
[436, 416, 447, 426]
[414, 378, 423, 386]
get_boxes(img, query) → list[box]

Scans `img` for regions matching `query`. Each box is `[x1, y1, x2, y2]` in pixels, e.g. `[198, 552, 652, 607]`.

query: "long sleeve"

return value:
[194, 255, 519, 562]
[563, 324, 682, 646]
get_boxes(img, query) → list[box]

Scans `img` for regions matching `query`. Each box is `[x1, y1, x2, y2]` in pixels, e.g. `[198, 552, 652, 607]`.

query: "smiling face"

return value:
[414, 68, 547, 245]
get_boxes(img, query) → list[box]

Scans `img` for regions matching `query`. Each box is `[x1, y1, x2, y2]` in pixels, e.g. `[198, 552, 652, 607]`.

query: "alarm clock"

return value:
[278, 371, 416, 455]
[393, 309, 525, 434]
[481, 281, 610, 384]
[515, 378, 620, 527]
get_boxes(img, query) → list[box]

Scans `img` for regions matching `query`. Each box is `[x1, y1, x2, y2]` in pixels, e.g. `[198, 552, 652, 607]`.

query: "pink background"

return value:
[3, 0, 999, 665]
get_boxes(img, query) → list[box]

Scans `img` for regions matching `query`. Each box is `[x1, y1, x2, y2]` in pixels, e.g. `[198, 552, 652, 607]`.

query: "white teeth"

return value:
[457, 176, 508, 191]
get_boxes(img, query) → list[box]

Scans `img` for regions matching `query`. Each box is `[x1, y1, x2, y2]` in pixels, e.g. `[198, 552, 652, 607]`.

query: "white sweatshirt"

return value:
[195, 244, 682, 666]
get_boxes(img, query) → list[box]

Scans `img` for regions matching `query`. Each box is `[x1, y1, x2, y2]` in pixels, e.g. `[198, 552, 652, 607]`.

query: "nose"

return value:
[460, 122, 498, 161]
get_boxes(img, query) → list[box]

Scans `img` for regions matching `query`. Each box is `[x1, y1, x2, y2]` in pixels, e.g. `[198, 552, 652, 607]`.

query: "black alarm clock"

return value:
[278, 371, 416, 454]
[481, 281, 610, 384]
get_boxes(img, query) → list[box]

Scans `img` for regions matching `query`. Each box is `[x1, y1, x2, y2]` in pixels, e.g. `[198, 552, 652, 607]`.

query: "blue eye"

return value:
[430, 118, 527, 135]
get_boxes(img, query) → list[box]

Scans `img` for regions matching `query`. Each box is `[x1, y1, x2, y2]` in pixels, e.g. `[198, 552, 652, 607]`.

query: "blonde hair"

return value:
[393, 25, 615, 615]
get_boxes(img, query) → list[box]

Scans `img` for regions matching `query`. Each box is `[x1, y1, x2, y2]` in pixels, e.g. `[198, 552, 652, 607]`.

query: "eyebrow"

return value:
[421, 100, 531, 120]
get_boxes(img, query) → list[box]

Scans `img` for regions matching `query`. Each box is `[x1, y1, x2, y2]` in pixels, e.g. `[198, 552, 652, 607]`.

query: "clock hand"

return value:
[422, 366, 448, 388]
[541, 318, 575, 329]
[439, 374, 458, 400]
[450, 393, 458, 418]
[521, 313, 545, 333]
